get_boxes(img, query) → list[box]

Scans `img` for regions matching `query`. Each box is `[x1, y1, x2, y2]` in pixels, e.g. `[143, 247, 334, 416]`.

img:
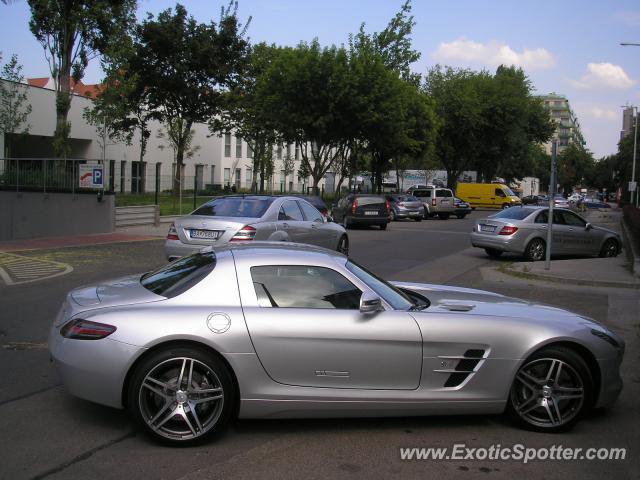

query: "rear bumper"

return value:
[350, 216, 388, 225]
[470, 232, 524, 254]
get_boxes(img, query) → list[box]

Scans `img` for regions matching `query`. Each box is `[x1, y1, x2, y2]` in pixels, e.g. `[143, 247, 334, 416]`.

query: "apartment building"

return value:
[539, 93, 586, 154]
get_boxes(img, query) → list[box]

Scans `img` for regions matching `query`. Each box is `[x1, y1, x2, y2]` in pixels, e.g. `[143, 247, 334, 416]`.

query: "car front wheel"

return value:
[525, 238, 546, 261]
[599, 239, 619, 258]
[507, 346, 592, 432]
[128, 346, 236, 446]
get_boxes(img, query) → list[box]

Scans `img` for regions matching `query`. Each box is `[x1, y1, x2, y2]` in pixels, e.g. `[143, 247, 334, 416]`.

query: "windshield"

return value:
[192, 197, 274, 217]
[490, 208, 534, 220]
[504, 187, 516, 196]
[345, 260, 413, 310]
[141, 252, 216, 298]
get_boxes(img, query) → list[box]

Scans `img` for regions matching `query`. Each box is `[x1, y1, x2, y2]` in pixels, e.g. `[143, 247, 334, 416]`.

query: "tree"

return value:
[28, 0, 136, 157]
[129, 3, 249, 193]
[556, 143, 594, 193]
[0, 53, 32, 157]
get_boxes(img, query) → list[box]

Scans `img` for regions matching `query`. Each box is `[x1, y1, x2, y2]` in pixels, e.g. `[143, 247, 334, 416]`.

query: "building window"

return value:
[277, 144, 282, 160]
[246, 167, 252, 189]
[211, 165, 215, 185]
[236, 135, 242, 158]
[280, 169, 285, 192]
[286, 143, 291, 159]
[120, 161, 126, 193]
[235, 168, 241, 190]
[224, 133, 231, 158]
[247, 143, 253, 159]
[224, 167, 230, 186]
[295, 144, 299, 160]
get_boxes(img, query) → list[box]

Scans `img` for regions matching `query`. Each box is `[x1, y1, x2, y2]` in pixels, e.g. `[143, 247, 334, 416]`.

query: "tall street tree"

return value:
[28, 0, 136, 157]
[0, 53, 32, 157]
[130, 2, 249, 193]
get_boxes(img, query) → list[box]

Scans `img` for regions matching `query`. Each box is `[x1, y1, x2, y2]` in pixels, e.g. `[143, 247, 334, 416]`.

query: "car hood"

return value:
[591, 224, 618, 237]
[391, 281, 601, 329]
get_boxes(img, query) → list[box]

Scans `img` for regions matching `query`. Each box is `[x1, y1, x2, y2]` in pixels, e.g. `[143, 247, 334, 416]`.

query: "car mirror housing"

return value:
[360, 291, 383, 313]
[326, 215, 334, 223]
[585, 223, 592, 231]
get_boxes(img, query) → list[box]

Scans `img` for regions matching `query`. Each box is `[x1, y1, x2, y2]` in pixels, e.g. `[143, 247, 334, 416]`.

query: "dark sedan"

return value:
[454, 197, 472, 219]
[332, 194, 389, 230]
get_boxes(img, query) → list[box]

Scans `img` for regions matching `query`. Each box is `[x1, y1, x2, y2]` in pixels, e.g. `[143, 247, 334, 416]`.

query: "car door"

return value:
[277, 200, 306, 242]
[297, 200, 335, 249]
[534, 210, 568, 254]
[236, 262, 422, 390]
[556, 210, 595, 254]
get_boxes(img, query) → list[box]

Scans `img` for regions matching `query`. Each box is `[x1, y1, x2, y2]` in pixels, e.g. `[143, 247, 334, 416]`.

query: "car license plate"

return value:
[364, 211, 378, 216]
[480, 224, 496, 232]
[190, 229, 222, 240]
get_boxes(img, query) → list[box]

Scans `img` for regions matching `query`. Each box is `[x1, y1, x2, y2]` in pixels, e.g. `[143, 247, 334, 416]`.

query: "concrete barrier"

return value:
[115, 205, 160, 228]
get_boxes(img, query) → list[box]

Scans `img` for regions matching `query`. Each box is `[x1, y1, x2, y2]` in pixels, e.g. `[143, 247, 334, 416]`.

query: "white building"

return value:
[0, 78, 324, 194]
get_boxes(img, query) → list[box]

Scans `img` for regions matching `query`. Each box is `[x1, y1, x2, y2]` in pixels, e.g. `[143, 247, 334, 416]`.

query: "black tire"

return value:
[336, 235, 349, 256]
[599, 238, 619, 258]
[437, 213, 450, 220]
[506, 346, 593, 433]
[127, 345, 236, 446]
[423, 207, 429, 219]
[456, 214, 467, 219]
[525, 238, 546, 262]
[414, 217, 422, 222]
[379, 222, 388, 230]
[390, 210, 396, 221]
[502, 203, 510, 209]
[484, 248, 503, 258]
[342, 215, 351, 230]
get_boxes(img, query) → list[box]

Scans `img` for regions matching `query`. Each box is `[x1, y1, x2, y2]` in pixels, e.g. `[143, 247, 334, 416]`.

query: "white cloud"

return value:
[571, 63, 635, 89]
[431, 38, 556, 71]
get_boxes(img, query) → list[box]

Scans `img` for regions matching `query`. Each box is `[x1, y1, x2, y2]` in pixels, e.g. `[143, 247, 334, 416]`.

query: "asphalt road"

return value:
[0, 211, 637, 480]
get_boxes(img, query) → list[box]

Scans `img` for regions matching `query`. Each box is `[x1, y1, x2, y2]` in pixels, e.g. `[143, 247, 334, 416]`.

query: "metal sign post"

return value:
[544, 140, 557, 270]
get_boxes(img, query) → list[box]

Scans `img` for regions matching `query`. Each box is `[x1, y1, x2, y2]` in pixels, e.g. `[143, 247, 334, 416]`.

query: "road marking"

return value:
[0, 252, 73, 286]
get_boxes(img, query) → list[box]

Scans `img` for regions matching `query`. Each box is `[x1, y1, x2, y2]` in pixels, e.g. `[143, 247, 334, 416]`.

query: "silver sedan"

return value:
[50, 243, 624, 445]
[164, 195, 348, 260]
[471, 206, 621, 260]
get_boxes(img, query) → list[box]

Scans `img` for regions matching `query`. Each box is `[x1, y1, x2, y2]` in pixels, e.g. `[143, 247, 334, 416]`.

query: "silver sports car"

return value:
[471, 206, 621, 260]
[49, 243, 624, 445]
[164, 195, 348, 260]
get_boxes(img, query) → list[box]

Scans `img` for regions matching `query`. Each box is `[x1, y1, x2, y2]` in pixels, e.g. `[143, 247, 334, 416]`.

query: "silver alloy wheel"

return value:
[527, 239, 545, 261]
[511, 358, 584, 428]
[138, 357, 224, 441]
[337, 236, 349, 256]
[601, 239, 618, 257]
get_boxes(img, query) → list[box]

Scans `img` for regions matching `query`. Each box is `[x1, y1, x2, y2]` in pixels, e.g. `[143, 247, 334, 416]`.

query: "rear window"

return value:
[141, 252, 216, 298]
[192, 197, 274, 217]
[436, 189, 453, 197]
[413, 190, 431, 198]
[357, 196, 385, 206]
[491, 208, 534, 220]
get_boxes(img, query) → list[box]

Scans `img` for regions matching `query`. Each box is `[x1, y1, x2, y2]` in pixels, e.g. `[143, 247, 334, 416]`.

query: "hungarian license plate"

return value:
[364, 211, 378, 216]
[190, 229, 222, 240]
[480, 224, 496, 232]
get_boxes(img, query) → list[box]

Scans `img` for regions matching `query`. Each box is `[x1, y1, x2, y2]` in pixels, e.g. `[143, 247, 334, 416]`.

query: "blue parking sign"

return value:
[93, 168, 103, 187]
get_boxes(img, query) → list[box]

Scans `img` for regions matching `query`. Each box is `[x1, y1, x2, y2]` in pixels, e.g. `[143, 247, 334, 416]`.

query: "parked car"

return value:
[552, 194, 570, 209]
[385, 194, 423, 221]
[49, 243, 624, 445]
[164, 195, 349, 260]
[453, 197, 472, 219]
[332, 194, 389, 230]
[291, 195, 329, 217]
[578, 198, 611, 210]
[522, 195, 546, 206]
[456, 183, 522, 209]
[412, 187, 456, 219]
[471, 206, 621, 260]
[405, 184, 429, 194]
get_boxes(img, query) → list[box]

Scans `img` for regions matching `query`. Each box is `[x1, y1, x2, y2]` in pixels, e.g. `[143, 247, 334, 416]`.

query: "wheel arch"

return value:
[121, 339, 241, 416]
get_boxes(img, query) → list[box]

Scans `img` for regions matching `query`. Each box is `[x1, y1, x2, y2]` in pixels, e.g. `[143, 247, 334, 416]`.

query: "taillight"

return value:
[351, 199, 358, 215]
[499, 226, 518, 235]
[432, 198, 437, 206]
[166, 222, 179, 240]
[398, 202, 405, 207]
[61, 319, 116, 340]
[231, 225, 257, 241]
[385, 200, 391, 212]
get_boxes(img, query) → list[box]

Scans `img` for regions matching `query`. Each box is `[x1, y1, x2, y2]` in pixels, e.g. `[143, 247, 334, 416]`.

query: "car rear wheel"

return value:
[525, 238, 546, 261]
[342, 216, 351, 230]
[456, 214, 467, 219]
[379, 223, 388, 230]
[438, 213, 450, 220]
[128, 346, 236, 446]
[484, 248, 503, 258]
[502, 203, 510, 209]
[414, 217, 422, 222]
[599, 239, 619, 258]
[507, 346, 593, 432]
[337, 235, 349, 256]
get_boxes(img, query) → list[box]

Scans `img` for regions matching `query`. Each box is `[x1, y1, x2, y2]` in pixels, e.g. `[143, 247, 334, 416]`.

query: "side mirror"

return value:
[325, 215, 334, 223]
[585, 222, 592, 231]
[360, 291, 382, 313]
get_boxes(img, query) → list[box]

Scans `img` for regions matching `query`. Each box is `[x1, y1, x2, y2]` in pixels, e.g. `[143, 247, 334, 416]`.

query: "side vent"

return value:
[442, 349, 486, 388]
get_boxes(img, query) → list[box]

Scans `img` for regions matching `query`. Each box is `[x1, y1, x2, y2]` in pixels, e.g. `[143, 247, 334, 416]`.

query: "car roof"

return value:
[205, 241, 346, 261]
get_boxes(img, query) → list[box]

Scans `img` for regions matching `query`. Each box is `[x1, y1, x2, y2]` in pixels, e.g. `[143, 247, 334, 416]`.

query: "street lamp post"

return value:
[620, 43, 639, 205]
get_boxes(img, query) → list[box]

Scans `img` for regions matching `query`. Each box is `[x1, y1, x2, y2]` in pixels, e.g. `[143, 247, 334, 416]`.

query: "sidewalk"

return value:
[0, 232, 161, 252]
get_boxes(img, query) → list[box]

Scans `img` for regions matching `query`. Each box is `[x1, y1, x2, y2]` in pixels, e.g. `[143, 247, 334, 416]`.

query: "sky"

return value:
[1, 0, 639, 159]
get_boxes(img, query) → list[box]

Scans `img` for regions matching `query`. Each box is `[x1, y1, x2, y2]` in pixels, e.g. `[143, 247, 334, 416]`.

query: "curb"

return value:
[620, 218, 640, 278]
[497, 263, 640, 290]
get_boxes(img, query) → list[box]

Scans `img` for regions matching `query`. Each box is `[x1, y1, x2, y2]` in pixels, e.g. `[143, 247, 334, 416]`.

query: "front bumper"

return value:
[49, 324, 144, 409]
[394, 208, 422, 219]
[595, 356, 624, 408]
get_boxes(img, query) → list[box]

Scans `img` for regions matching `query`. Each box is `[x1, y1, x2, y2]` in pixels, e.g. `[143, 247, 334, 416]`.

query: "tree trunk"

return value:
[53, 21, 75, 159]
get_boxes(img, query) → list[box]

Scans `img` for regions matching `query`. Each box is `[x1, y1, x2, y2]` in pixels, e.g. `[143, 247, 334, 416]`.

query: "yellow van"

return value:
[455, 183, 522, 209]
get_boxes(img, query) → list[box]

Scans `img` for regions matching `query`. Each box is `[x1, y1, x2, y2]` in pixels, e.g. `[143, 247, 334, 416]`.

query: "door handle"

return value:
[311, 224, 318, 229]
[282, 222, 289, 228]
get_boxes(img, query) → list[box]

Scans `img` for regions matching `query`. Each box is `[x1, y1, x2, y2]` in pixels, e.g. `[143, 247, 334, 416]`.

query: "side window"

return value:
[560, 211, 586, 227]
[251, 265, 362, 309]
[495, 188, 506, 198]
[437, 189, 452, 198]
[535, 211, 548, 224]
[279, 201, 304, 221]
[298, 201, 323, 222]
[552, 211, 565, 224]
